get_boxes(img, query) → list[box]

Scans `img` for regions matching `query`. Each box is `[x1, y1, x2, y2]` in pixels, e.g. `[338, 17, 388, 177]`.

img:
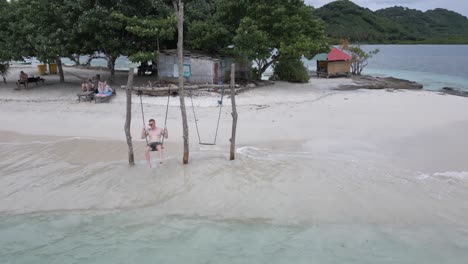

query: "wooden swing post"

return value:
[124, 68, 135, 165]
[230, 63, 238, 160]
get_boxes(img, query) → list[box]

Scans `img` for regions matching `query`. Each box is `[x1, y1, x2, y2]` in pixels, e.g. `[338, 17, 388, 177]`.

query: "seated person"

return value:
[81, 78, 95, 92]
[17, 71, 29, 89]
[138, 61, 149, 76]
[96, 81, 113, 96]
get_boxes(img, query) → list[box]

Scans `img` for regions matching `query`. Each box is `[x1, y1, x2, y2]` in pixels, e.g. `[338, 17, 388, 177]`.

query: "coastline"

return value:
[1, 65, 467, 165]
[1, 64, 468, 208]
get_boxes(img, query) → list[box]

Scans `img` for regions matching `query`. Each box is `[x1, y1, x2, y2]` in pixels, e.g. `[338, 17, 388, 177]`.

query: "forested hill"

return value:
[313, 0, 468, 44]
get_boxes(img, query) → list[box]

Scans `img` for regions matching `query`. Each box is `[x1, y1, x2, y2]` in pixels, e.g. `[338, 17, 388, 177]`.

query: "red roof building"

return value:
[315, 47, 352, 78]
[327, 47, 352, 61]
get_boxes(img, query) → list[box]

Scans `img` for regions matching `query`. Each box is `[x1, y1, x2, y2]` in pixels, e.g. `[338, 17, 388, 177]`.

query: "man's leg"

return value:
[157, 144, 163, 164]
[145, 146, 152, 168]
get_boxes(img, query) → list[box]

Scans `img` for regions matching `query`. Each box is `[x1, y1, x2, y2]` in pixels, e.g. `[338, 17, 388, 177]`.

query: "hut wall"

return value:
[159, 53, 175, 77]
[317, 61, 328, 74]
[327, 61, 351, 76]
[189, 57, 214, 84]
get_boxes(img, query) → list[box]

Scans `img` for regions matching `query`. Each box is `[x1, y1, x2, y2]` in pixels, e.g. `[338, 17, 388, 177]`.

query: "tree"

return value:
[219, 0, 328, 80]
[112, 10, 176, 75]
[0, 0, 13, 82]
[273, 56, 309, 82]
[172, 0, 190, 164]
[345, 44, 379, 75]
[74, 0, 171, 80]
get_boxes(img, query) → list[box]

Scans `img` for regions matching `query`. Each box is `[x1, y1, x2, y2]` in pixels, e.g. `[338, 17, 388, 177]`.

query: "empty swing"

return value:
[139, 86, 171, 151]
[189, 85, 225, 145]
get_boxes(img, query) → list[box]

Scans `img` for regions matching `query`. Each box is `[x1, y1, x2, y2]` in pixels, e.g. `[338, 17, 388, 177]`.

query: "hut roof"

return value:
[312, 53, 328, 61]
[327, 47, 352, 61]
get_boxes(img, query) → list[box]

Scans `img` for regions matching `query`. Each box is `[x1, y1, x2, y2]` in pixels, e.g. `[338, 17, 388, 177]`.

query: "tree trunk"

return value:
[257, 54, 279, 80]
[125, 68, 135, 166]
[174, 0, 189, 164]
[68, 54, 80, 66]
[229, 63, 238, 160]
[56, 56, 64, 83]
[107, 55, 117, 82]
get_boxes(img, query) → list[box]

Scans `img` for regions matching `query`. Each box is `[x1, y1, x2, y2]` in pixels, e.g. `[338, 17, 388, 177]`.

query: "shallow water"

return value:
[1, 132, 468, 263]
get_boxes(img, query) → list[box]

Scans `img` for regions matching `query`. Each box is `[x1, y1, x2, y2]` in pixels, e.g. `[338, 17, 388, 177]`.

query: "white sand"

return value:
[2, 65, 467, 170]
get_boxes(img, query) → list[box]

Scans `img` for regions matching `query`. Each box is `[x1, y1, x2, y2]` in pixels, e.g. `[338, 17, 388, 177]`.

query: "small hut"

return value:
[315, 47, 352, 78]
[158, 50, 250, 84]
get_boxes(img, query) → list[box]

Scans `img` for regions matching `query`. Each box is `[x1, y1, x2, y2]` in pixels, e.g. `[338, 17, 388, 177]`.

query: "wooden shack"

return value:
[158, 50, 250, 84]
[315, 47, 352, 78]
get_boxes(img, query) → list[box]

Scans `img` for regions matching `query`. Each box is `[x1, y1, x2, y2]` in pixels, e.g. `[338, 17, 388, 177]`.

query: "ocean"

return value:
[303, 44, 468, 91]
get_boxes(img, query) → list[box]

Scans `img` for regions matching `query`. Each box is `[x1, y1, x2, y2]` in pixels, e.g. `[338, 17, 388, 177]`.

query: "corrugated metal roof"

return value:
[313, 53, 328, 61]
[327, 47, 352, 61]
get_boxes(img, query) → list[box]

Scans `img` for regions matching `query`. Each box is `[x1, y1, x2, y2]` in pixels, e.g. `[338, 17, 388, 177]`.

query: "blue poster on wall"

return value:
[183, 64, 191, 77]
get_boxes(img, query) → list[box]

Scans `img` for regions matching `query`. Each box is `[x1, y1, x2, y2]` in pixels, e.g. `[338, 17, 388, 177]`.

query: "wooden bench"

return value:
[15, 77, 46, 90]
[77, 91, 95, 102]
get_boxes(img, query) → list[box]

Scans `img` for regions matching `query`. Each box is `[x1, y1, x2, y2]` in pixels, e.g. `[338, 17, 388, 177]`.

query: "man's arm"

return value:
[141, 127, 147, 139]
[163, 127, 168, 139]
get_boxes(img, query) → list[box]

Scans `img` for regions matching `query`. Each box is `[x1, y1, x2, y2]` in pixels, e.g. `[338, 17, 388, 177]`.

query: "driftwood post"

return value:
[124, 68, 135, 165]
[230, 63, 237, 160]
[173, 0, 190, 164]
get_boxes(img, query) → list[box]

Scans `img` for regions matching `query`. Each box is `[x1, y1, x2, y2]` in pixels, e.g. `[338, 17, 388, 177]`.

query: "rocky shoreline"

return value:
[336, 75, 423, 90]
[440, 87, 468, 97]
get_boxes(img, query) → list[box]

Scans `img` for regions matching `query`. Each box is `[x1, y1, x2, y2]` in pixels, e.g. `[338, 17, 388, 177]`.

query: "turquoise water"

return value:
[60, 55, 138, 70]
[2, 212, 467, 264]
[304, 45, 468, 91]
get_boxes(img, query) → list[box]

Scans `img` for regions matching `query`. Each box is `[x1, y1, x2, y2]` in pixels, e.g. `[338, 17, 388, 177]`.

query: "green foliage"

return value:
[273, 56, 309, 83]
[0, 0, 23, 61]
[216, 0, 328, 80]
[0, 62, 9, 83]
[128, 51, 158, 63]
[344, 45, 379, 75]
[315, 0, 468, 44]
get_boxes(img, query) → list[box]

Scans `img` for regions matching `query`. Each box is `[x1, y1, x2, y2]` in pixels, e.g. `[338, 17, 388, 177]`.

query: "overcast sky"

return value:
[305, 0, 468, 17]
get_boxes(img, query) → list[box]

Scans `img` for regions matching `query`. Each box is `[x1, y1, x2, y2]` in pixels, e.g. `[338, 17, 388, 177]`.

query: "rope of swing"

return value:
[139, 88, 148, 145]
[213, 86, 225, 145]
[189, 85, 225, 145]
[189, 86, 202, 144]
[161, 86, 171, 144]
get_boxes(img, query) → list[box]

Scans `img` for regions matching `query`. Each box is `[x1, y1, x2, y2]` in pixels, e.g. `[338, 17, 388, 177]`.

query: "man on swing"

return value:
[142, 118, 168, 167]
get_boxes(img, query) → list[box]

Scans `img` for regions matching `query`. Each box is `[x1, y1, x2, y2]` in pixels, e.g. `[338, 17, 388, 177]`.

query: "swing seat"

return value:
[199, 142, 216, 146]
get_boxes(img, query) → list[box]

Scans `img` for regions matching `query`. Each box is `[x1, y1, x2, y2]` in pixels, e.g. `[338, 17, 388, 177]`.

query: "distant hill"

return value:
[313, 0, 468, 44]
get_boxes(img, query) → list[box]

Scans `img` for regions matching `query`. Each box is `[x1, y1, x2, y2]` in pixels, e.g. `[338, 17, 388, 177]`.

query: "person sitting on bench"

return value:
[96, 80, 113, 96]
[81, 78, 95, 92]
[16, 71, 29, 90]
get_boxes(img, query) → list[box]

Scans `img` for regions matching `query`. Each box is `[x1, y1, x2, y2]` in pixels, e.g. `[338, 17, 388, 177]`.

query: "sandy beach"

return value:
[1, 65, 468, 262]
